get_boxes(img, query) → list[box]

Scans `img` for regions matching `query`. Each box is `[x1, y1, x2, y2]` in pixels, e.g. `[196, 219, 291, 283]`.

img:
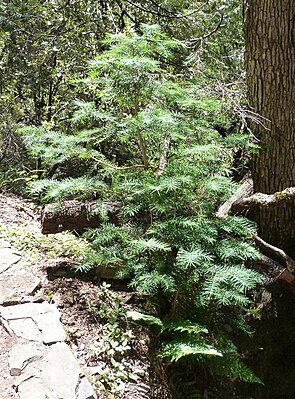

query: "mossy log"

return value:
[41, 200, 119, 234]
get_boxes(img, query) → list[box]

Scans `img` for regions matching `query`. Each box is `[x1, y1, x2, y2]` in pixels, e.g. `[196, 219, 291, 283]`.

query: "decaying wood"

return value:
[217, 178, 295, 217]
[41, 200, 119, 234]
[216, 177, 254, 218]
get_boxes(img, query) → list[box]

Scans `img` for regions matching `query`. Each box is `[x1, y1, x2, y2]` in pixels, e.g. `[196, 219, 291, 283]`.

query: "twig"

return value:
[124, 0, 207, 19]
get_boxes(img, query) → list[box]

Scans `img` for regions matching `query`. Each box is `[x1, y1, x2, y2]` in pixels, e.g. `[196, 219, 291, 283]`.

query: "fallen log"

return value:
[41, 200, 120, 234]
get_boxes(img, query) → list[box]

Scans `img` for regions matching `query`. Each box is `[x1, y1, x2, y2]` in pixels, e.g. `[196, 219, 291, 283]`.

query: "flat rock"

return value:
[1, 302, 66, 343]
[42, 342, 80, 398]
[0, 248, 20, 273]
[0, 268, 40, 305]
[78, 376, 97, 399]
[18, 377, 46, 399]
[9, 343, 43, 376]
[0, 240, 11, 248]
[1, 302, 54, 319]
[34, 311, 66, 344]
[8, 318, 42, 342]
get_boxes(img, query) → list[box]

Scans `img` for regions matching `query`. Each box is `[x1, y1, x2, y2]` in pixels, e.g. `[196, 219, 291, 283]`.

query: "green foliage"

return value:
[161, 338, 222, 362]
[29, 177, 107, 202]
[85, 283, 136, 396]
[18, 25, 262, 389]
[0, 223, 90, 263]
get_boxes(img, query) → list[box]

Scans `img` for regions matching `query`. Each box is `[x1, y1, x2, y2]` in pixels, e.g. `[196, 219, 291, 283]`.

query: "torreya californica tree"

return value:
[19, 25, 263, 393]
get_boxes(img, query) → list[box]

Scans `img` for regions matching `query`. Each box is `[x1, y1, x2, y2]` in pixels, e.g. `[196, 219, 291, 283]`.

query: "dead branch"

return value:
[254, 235, 295, 272]
[216, 177, 253, 218]
[251, 255, 295, 295]
[217, 178, 295, 217]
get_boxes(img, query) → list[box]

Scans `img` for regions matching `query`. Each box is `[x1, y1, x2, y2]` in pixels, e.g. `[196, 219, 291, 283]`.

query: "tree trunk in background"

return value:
[243, 4, 295, 399]
[244, 0, 295, 257]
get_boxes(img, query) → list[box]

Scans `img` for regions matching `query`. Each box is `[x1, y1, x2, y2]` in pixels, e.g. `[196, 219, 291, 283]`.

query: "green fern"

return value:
[176, 248, 213, 270]
[131, 238, 171, 254]
[161, 338, 222, 362]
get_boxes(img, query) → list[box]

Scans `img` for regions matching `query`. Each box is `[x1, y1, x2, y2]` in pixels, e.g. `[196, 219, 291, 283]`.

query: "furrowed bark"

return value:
[245, 0, 295, 256]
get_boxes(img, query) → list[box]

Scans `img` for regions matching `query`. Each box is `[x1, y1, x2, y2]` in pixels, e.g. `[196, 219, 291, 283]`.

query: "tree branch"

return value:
[231, 186, 295, 214]
[254, 235, 295, 272]
[124, 0, 207, 19]
[250, 255, 295, 295]
[186, 14, 224, 46]
[216, 177, 253, 218]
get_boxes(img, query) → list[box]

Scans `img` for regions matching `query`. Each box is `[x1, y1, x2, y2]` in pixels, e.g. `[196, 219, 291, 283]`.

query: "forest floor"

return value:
[0, 193, 170, 399]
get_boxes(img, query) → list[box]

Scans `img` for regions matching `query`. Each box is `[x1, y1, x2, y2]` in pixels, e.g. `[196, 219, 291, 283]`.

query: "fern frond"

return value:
[131, 271, 176, 294]
[202, 265, 261, 307]
[126, 310, 164, 330]
[29, 176, 108, 202]
[164, 320, 208, 335]
[161, 338, 222, 362]
[210, 354, 263, 384]
[219, 216, 257, 237]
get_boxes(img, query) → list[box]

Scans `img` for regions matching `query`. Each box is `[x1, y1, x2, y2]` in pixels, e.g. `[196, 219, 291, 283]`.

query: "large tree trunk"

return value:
[244, 1, 295, 257]
[243, 3, 295, 398]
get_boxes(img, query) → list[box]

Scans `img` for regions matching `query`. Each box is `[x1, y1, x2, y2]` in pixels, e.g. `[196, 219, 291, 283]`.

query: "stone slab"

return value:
[18, 377, 46, 399]
[9, 343, 43, 376]
[1, 302, 66, 344]
[0, 249, 20, 273]
[78, 377, 97, 399]
[34, 312, 66, 344]
[0, 268, 40, 305]
[0, 240, 11, 248]
[1, 301, 59, 320]
[42, 342, 80, 399]
[8, 318, 42, 342]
